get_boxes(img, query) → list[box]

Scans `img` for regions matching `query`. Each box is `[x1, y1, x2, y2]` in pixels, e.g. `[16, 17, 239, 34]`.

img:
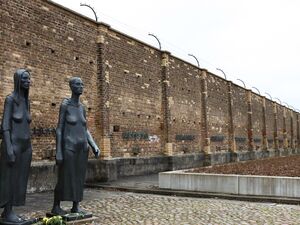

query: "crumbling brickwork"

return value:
[277, 105, 285, 149]
[167, 56, 201, 155]
[0, 0, 99, 160]
[265, 99, 274, 149]
[252, 93, 263, 150]
[103, 29, 163, 157]
[1, 0, 299, 161]
[206, 73, 229, 152]
[231, 85, 248, 151]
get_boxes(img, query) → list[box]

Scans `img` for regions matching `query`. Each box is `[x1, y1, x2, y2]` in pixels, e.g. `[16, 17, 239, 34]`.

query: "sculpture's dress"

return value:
[0, 95, 32, 207]
[54, 99, 89, 202]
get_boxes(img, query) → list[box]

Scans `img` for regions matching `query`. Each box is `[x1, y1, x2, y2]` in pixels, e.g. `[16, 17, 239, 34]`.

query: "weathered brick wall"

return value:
[103, 30, 163, 157]
[1, 0, 300, 161]
[167, 56, 201, 154]
[288, 109, 296, 148]
[285, 108, 291, 148]
[293, 112, 298, 147]
[206, 73, 229, 152]
[277, 105, 284, 148]
[232, 85, 248, 151]
[252, 94, 263, 150]
[296, 113, 300, 148]
[0, 0, 99, 160]
[265, 99, 274, 149]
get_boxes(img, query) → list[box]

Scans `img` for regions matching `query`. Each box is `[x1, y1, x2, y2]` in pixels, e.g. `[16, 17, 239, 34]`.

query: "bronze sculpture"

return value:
[52, 77, 100, 215]
[0, 69, 32, 223]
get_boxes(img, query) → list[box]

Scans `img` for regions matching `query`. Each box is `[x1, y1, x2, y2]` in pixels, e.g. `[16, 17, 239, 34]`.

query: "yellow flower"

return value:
[42, 217, 48, 224]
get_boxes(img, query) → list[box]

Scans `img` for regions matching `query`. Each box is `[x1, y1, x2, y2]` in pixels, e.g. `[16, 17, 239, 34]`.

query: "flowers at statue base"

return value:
[42, 216, 66, 225]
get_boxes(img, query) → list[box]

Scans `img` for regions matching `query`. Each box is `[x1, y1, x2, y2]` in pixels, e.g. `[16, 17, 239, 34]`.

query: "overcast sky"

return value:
[54, 0, 300, 110]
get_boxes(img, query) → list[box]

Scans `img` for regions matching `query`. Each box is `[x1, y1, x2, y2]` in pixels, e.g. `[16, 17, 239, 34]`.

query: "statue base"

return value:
[0, 218, 38, 225]
[46, 212, 93, 222]
[65, 216, 98, 225]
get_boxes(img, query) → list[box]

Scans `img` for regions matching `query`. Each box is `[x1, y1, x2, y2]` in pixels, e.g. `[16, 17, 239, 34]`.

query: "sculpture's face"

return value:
[71, 78, 84, 95]
[20, 72, 31, 90]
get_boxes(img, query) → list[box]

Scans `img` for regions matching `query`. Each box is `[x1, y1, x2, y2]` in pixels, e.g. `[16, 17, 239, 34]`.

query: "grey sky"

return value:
[54, 0, 300, 109]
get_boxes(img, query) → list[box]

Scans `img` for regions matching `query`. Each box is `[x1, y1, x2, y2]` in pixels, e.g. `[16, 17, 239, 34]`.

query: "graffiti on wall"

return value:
[122, 132, 160, 143]
[175, 134, 195, 141]
[122, 131, 149, 140]
[210, 135, 224, 142]
[235, 137, 246, 143]
[31, 127, 56, 137]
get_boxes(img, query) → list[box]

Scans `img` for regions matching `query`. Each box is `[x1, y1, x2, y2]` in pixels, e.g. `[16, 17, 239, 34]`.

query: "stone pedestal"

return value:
[0, 218, 38, 225]
[45, 212, 97, 225]
[46, 212, 92, 222]
[65, 216, 98, 225]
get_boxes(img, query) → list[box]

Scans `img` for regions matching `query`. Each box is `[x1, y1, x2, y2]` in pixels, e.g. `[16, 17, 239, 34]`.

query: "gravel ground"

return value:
[190, 155, 300, 176]
[19, 189, 300, 225]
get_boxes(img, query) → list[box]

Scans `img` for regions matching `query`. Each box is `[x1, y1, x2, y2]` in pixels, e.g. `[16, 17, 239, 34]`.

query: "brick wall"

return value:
[167, 56, 201, 154]
[206, 73, 229, 152]
[277, 105, 284, 149]
[265, 99, 274, 149]
[103, 29, 163, 157]
[1, 0, 300, 161]
[232, 84, 248, 151]
[293, 111, 298, 147]
[0, 0, 99, 160]
[286, 108, 291, 148]
[252, 93, 263, 150]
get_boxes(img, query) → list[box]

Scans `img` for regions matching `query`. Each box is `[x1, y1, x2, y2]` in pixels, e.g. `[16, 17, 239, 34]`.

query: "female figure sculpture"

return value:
[52, 77, 100, 215]
[0, 69, 32, 223]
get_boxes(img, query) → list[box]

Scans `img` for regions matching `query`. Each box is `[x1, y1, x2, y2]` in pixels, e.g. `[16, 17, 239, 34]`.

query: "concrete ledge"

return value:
[27, 161, 56, 193]
[238, 175, 300, 197]
[27, 154, 206, 193]
[159, 172, 239, 194]
[159, 171, 300, 198]
[88, 183, 300, 205]
[27, 149, 299, 193]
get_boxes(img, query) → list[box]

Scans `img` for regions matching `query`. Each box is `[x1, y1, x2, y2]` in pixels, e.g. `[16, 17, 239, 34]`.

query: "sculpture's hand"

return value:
[94, 148, 100, 158]
[56, 152, 63, 165]
[7, 148, 16, 165]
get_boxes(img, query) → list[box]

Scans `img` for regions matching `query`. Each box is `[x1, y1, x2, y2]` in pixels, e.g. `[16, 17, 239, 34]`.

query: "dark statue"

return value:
[51, 77, 100, 216]
[0, 69, 32, 223]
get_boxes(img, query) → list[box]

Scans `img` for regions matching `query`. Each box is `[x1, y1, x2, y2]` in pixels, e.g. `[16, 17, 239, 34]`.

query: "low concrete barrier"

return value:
[159, 171, 300, 198]
[26, 149, 299, 193]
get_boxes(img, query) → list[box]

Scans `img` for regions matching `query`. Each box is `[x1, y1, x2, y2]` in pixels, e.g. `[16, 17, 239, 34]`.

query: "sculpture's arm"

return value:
[1, 96, 15, 164]
[87, 129, 100, 158]
[55, 100, 67, 164]
[83, 107, 100, 158]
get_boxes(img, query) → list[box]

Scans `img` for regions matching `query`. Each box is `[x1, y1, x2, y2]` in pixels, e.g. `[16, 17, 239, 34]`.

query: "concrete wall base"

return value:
[27, 148, 299, 193]
[159, 171, 300, 198]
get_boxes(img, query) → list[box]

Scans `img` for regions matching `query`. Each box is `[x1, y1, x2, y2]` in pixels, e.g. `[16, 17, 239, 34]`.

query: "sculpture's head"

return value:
[69, 77, 84, 96]
[13, 69, 31, 104]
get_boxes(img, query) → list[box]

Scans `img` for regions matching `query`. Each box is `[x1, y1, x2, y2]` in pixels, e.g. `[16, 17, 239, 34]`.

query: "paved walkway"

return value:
[16, 188, 300, 225]
[94, 174, 159, 189]
[87, 174, 300, 205]
[10, 174, 300, 224]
